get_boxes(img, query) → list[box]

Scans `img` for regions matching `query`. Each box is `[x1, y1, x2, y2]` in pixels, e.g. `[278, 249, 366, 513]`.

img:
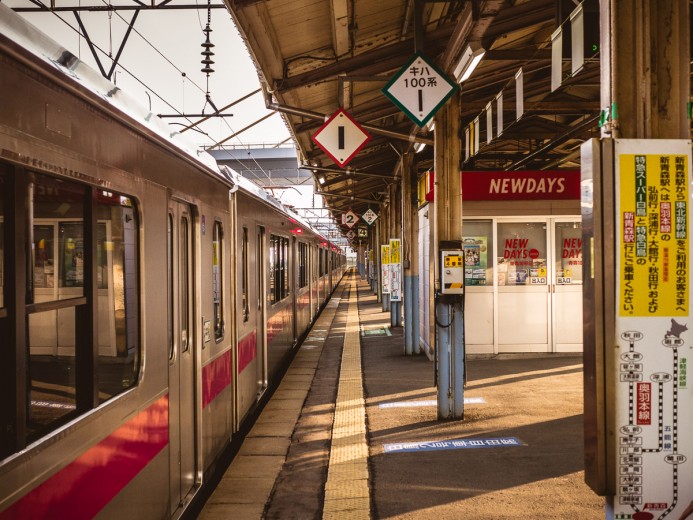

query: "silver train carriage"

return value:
[0, 6, 345, 519]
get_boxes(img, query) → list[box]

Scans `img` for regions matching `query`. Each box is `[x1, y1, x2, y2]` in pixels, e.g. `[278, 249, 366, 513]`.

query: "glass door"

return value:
[496, 220, 550, 352]
[551, 219, 583, 352]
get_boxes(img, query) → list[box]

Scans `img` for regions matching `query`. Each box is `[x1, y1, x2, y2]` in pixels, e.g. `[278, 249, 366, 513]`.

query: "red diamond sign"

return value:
[312, 108, 371, 168]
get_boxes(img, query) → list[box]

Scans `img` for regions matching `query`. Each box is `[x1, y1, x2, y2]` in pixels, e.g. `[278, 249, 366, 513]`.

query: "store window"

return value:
[554, 222, 583, 285]
[496, 222, 548, 286]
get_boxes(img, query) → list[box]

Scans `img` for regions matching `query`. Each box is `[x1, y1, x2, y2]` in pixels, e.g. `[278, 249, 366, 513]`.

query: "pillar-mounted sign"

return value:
[584, 138, 693, 518]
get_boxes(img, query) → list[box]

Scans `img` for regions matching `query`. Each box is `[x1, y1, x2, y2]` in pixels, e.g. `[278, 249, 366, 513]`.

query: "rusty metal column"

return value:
[433, 91, 464, 419]
[402, 152, 418, 354]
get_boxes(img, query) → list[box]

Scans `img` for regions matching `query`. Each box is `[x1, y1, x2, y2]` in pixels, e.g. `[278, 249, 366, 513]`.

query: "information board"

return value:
[613, 139, 693, 519]
[389, 239, 402, 301]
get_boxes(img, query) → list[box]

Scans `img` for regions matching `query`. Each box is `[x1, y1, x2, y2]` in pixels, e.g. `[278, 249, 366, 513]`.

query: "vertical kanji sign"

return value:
[612, 139, 693, 519]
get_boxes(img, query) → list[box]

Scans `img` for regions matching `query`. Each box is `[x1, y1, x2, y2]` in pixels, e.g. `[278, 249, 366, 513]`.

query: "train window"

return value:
[20, 173, 141, 442]
[212, 221, 224, 340]
[269, 234, 289, 304]
[181, 216, 190, 352]
[241, 227, 249, 322]
[95, 192, 139, 402]
[0, 174, 3, 309]
[282, 237, 289, 297]
[268, 235, 276, 305]
[168, 214, 174, 361]
[298, 243, 307, 289]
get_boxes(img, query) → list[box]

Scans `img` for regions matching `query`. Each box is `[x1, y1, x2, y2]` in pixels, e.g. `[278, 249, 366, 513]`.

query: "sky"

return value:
[8, 0, 292, 150]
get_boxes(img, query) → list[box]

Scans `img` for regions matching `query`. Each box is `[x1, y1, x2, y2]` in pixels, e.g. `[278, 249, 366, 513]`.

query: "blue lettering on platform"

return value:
[379, 397, 485, 409]
[383, 437, 524, 453]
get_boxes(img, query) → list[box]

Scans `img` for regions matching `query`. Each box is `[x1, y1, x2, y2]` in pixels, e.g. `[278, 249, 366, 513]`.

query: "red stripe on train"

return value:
[202, 350, 232, 408]
[0, 396, 169, 520]
[238, 330, 257, 374]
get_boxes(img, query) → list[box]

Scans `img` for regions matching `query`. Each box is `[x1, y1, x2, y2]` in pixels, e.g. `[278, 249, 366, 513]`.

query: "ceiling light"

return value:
[453, 42, 486, 83]
[414, 142, 426, 153]
[318, 175, 326, 185]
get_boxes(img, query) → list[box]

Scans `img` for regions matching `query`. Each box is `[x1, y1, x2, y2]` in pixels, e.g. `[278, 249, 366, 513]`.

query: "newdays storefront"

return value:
[418, 169, 583, 357]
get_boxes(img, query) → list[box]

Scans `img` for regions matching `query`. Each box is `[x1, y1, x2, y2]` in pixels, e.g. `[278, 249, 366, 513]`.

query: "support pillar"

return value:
[433, 91, 464, 420]
[391, 181, 402, 328]
[402, 152, 419, 354]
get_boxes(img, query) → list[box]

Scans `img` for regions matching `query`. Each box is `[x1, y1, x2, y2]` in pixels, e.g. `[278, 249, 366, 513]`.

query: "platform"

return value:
[199, 272, 605, 519]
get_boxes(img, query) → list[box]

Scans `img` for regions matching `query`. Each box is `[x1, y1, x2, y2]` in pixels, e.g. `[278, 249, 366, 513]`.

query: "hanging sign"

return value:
[343, 209, 359, 229]
[357, 227, 368, 238]
[362, 208, 379, 226]
[311, 108, 371, 168]
[612, 139, 693, 519]
[346, 229, 356, 241]
[382, 52, 459, 127]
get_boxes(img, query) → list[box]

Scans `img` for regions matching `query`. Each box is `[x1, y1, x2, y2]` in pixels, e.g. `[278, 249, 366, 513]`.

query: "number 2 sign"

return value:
[343, 209, 358, 229]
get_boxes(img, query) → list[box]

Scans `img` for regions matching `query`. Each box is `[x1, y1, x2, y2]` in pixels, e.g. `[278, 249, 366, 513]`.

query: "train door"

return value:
[168, 201, 197, 512]
[256, 226, 268, 396]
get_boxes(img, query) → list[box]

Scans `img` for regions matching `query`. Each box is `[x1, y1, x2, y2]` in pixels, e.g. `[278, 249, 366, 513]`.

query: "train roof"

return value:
[0, 3, 220, 174]
[0, 5, 340, 250]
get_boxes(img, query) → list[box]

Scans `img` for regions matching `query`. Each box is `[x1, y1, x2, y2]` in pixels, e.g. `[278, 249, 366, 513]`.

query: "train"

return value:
[0, 5, 345, 518]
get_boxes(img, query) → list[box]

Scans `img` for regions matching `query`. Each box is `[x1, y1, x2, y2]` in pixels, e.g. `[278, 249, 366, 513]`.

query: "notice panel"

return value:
[614, 139, 693, 519]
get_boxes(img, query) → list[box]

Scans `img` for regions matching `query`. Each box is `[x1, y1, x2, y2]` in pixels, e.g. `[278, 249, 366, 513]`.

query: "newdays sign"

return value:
[422, 170, 580, 202]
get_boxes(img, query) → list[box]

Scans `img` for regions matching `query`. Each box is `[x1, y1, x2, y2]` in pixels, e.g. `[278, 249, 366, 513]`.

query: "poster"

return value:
[381, 244, 390, 294]
[389, 239, 402, 301]
[613, 139, 693, 519]
[463, 237, 488, 286]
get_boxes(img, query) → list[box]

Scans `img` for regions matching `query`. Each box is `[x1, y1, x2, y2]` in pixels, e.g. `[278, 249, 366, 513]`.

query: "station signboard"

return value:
[311, 108, 371, 168]
[382, 52, 458, 127]
[611, 139, 693, 519]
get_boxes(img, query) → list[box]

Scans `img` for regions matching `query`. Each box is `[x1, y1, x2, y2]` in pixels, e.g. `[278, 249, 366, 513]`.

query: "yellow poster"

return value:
[619, 153, 689, 316]
[389, 239, 401, 264]
[381, 244, 390, 265]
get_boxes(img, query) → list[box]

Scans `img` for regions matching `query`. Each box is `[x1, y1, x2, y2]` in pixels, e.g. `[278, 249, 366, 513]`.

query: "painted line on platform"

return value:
[383, 436, 524, 453]
[379, 397, 485, 408]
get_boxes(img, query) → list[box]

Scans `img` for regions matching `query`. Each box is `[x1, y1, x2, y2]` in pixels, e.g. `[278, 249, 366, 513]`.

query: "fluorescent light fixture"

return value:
[318, 175, 326, 185]
[414, 142, 426, 153]
[453, 42, 486, 83]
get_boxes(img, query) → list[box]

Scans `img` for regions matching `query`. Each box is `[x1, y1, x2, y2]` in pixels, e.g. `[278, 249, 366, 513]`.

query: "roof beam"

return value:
[275, 24, 455, 91]
[330, 0, 350, 57]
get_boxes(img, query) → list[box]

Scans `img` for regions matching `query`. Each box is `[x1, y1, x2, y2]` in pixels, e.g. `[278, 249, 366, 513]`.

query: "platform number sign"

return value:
[343, 209, 358, 229]
[382, 52, 459, 127]
[311, 108, 372, 168]
[362, 208, 378, 226]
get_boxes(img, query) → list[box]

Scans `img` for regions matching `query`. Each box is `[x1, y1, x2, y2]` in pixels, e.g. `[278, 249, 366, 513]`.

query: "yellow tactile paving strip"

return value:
[323, 277, 371, 520]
